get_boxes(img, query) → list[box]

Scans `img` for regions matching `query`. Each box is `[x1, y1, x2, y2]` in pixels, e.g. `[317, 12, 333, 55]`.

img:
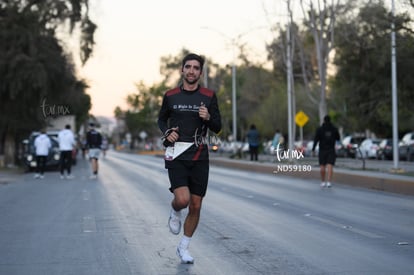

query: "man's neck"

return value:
[182, 83, 199, 91]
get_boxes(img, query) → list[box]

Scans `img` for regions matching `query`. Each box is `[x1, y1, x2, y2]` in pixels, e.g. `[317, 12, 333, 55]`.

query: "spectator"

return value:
[312, 115, 340, 188]
[34, 129, 51, 179]
[86, 123, 102, 179]
[246, 124, 260, 161]
[58, 124, 76, 179]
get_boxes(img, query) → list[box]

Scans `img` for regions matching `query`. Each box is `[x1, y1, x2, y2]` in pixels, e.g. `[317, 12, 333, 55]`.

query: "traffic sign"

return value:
[295, 111, 309, 127]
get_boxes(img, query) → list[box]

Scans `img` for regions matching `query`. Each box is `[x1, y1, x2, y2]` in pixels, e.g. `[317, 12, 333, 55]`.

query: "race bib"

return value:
[164, 142, 193, 161]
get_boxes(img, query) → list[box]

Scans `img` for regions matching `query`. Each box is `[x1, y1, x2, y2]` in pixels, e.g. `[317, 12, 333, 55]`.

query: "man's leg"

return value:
[320, 164, 326, 187]
[176, 192, 202, 264]
[326, 164, 333, 182]
[34, 156, 41, 178]
[60, 152, 65, 176]
[91, 158, 98, 173]
[66, 151, 72, 175]
[254, 146, 258, 161]
[326, 164, 333, 187]
[172, 186, 191, 211]
[168, 186, 190, 234]
[39, 156, 46, 178]
[320, 164, 326, 181]
[183, 194, 202, 237]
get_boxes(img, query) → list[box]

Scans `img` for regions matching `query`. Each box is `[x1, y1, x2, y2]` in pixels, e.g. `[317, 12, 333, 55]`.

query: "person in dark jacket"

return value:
[86, 123, 102, 179]
[158, 53, 221, 264]
[246, 124, 260, 161]
[312, 115, 340, 187]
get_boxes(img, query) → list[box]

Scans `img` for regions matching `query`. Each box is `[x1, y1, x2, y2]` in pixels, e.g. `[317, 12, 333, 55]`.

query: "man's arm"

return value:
[205, 93, 221, 134]
[335, 128, 340, 141]
[312, 128, 320, 151]
[157, 94, 170, 134]
[85, 132, 90, 149]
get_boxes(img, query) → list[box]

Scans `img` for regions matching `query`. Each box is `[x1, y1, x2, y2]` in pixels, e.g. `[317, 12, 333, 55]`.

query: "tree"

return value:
[332, 0, 414, 136]
[297, 0, 355, 124]
[266, 1, 355, 142]
[0, 0, 96, 166]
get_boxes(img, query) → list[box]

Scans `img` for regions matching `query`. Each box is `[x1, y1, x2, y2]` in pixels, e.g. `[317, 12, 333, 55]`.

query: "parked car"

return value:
[341, 135, 366, 158]
[356, 138, 381, 159]
[335, 140, 346, 158]
[377, 139, 393, 160]
[303, 140, 318, 157]
[399, 132, 414, 161]
[22, 132, 61, 171]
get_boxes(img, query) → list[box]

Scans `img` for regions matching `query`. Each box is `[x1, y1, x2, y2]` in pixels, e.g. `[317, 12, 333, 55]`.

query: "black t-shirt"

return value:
[86, 129, 102, 149]
[313, 122, 340, 151]
[158, 85, 222, 160]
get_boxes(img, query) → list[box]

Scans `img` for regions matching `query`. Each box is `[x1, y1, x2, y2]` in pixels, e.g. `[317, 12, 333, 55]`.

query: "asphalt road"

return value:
[0, 151, 413, 275]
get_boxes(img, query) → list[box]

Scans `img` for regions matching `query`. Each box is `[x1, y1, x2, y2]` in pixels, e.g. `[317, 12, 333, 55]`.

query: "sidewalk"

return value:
[209, 155, 414, 196]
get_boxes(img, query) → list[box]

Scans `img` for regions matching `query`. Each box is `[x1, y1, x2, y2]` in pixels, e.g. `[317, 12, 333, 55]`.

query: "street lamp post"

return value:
[391, 0, 400, 171]
[231, 64, 237, 142]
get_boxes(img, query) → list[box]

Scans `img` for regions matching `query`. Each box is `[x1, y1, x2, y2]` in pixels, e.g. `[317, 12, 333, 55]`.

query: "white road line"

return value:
[82, 216, 97, 233]
[305, 214, 383, 239]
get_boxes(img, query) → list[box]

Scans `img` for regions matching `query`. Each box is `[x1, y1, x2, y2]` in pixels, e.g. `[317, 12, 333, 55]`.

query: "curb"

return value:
[210, 158, 414, 196]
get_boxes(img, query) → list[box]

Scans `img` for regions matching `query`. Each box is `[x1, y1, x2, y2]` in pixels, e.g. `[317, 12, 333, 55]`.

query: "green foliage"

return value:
[333, 1, 414, 137]
[119, 0, 414, 144]
[0, 0, 95, 164]
[122, 81, 169, 139]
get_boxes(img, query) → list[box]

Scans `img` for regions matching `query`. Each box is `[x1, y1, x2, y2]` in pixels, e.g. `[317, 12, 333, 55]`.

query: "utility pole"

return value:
[200, 27, 249, 143]
[391, 0, 400, 171]
[200, 25, 265, 142]
[286, 0, 294, 159]
[232, 64, 237, 142]
[203, 62, 208, 88]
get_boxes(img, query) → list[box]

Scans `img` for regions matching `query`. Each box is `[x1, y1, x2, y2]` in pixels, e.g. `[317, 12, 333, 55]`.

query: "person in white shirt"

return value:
[58, 124, 76, 179]
[34, 129, 51, 179]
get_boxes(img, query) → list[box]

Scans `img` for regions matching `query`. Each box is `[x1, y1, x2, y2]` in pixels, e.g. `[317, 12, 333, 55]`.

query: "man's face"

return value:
[182, 60, 202, 85]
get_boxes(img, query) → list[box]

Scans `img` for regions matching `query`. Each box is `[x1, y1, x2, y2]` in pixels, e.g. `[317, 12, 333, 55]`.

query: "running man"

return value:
[158, 53, 222, 264]
[86, 123, 102, 179]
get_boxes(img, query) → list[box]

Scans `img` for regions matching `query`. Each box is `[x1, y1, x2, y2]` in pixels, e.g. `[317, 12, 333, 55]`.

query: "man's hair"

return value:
[65, 124, 71, 129]
[182, 53, 205, 71]
[324, 115, 331, 123]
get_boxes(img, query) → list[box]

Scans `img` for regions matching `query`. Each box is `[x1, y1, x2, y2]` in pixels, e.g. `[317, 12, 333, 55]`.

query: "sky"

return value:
[73, 0, 294, 117]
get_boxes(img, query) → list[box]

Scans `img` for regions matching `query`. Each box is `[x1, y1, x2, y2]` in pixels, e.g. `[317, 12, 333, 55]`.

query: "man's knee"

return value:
[173, 187, 190, 208]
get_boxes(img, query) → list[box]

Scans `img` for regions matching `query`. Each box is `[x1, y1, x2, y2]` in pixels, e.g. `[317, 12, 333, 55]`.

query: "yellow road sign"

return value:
[295, 111, 309, 127]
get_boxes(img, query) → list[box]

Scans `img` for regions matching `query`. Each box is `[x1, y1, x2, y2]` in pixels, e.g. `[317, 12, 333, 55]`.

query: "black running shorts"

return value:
[318, 149, 336, 165]
[167, 160, 209, 197]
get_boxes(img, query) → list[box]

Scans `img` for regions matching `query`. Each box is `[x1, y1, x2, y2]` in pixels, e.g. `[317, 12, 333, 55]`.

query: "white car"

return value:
[398, 132, 414, 161]
[356, 138, 381, 159]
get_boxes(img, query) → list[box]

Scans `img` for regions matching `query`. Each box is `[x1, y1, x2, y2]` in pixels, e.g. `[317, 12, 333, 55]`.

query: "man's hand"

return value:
[165, 127, 179, 143]
[199, 102, 210, 121]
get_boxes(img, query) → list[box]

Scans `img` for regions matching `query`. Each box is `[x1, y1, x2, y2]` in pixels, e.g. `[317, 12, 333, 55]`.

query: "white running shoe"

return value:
[168, 209, 181, 235]
[176, 247, 194, 264]
[39, 175, 44, 179]
[66, 175, 74, 179]
[320, 182, 326, 187]
[326, 182, 332, 188]
[34, 174, 40, 179]
[60, 175, 65, 180]
[89, 175, 97, 179]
